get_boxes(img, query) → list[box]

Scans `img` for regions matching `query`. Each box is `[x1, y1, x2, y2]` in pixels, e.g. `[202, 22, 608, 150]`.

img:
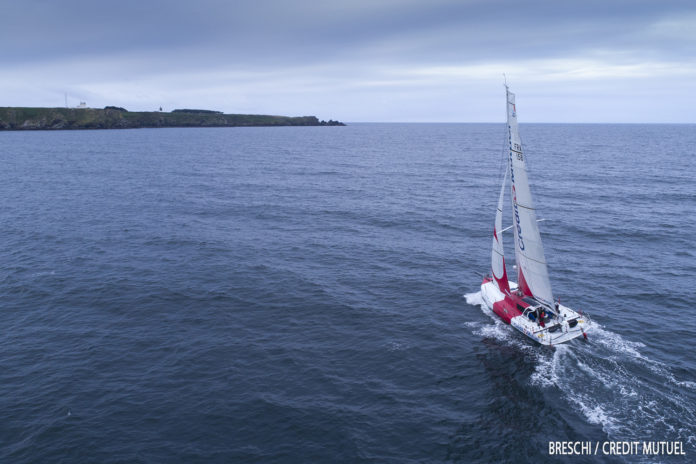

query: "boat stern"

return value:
[534, 309, 592, 346]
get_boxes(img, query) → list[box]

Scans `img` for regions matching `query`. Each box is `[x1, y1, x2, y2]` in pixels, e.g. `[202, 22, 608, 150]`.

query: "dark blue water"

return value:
[1, 124, 694, 463]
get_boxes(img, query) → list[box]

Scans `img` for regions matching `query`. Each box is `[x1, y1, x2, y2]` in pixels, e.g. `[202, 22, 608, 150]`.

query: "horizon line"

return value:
[345, 121, 696, 125]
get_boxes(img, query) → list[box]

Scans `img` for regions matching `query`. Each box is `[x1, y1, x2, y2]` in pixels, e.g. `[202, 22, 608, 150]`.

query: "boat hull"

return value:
[480, 279, 590, 346]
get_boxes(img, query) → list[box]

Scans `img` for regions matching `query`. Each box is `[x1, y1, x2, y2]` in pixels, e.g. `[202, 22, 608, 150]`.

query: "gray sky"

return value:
[1, 0, 694, 122]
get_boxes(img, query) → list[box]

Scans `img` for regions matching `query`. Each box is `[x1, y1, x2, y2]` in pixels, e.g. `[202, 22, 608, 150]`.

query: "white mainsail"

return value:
[506, 88, 554, 307]
[491, 166, 510, 294]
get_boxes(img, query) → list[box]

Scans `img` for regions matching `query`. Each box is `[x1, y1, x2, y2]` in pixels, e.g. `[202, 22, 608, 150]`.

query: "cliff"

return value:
[0, 107, 344, 130]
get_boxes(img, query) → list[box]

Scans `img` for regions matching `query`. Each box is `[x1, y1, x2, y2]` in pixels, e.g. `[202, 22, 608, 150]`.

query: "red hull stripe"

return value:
[492, 297, 523, 324]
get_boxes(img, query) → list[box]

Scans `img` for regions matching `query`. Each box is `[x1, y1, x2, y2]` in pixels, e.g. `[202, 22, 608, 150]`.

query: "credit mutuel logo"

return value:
[509, 150, 525, 251]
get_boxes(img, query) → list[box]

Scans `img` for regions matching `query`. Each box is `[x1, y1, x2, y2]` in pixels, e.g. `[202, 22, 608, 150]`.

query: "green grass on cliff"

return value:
[0, 107, 332, 130]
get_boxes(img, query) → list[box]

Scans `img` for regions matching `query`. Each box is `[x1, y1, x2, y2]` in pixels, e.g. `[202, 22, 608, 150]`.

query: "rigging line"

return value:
[516, 203, 536, 210]
[495, 121, 508, 188]
[513, 93, 530, 173]
[519, 253, 548, 265]
[500, 218, 546, 233]
[492, 80, 509, 195]
[496, 84, 510, 188]
[513, 102, 544, 218]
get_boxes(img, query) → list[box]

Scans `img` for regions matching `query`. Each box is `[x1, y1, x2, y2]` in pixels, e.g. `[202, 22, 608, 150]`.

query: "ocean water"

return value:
[1, 123, 694, 463]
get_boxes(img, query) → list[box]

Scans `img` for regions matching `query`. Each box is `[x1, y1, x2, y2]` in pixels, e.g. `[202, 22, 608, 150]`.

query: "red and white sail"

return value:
[491, 166, 510, 294]
[506, 88, 554, 306]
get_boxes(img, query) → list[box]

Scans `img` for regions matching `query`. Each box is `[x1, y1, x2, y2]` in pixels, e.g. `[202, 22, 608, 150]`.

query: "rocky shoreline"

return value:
[0, 107, 344, 130]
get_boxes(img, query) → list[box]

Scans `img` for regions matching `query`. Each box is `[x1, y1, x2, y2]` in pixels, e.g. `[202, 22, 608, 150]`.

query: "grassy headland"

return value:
[0, 107, 344, 130]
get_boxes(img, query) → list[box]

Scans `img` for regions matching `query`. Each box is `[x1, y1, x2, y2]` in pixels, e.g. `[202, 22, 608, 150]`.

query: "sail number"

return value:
[516, 152, 524, 161]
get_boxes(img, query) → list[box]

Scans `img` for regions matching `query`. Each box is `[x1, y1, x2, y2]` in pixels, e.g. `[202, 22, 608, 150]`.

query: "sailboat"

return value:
[480, 85, 591, 345]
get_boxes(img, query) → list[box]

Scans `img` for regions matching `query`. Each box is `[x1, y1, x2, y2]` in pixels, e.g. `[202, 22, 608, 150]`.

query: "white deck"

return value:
[481, 280, 591, 346]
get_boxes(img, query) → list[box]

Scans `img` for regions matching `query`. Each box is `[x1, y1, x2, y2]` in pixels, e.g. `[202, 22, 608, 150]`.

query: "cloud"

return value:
[0, 1, 694, 121]
[648, 13, 696, 40]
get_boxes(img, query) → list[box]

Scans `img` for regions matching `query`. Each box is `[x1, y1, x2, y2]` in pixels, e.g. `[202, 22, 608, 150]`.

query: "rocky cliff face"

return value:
[0, 107, 344, 130]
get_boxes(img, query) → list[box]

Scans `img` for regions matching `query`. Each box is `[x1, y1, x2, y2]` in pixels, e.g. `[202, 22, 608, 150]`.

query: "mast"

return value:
[505, 87, 554, 307]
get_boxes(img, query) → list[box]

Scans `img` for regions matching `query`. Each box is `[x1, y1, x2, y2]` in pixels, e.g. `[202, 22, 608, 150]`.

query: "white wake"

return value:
[464, 290, 696, 451]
